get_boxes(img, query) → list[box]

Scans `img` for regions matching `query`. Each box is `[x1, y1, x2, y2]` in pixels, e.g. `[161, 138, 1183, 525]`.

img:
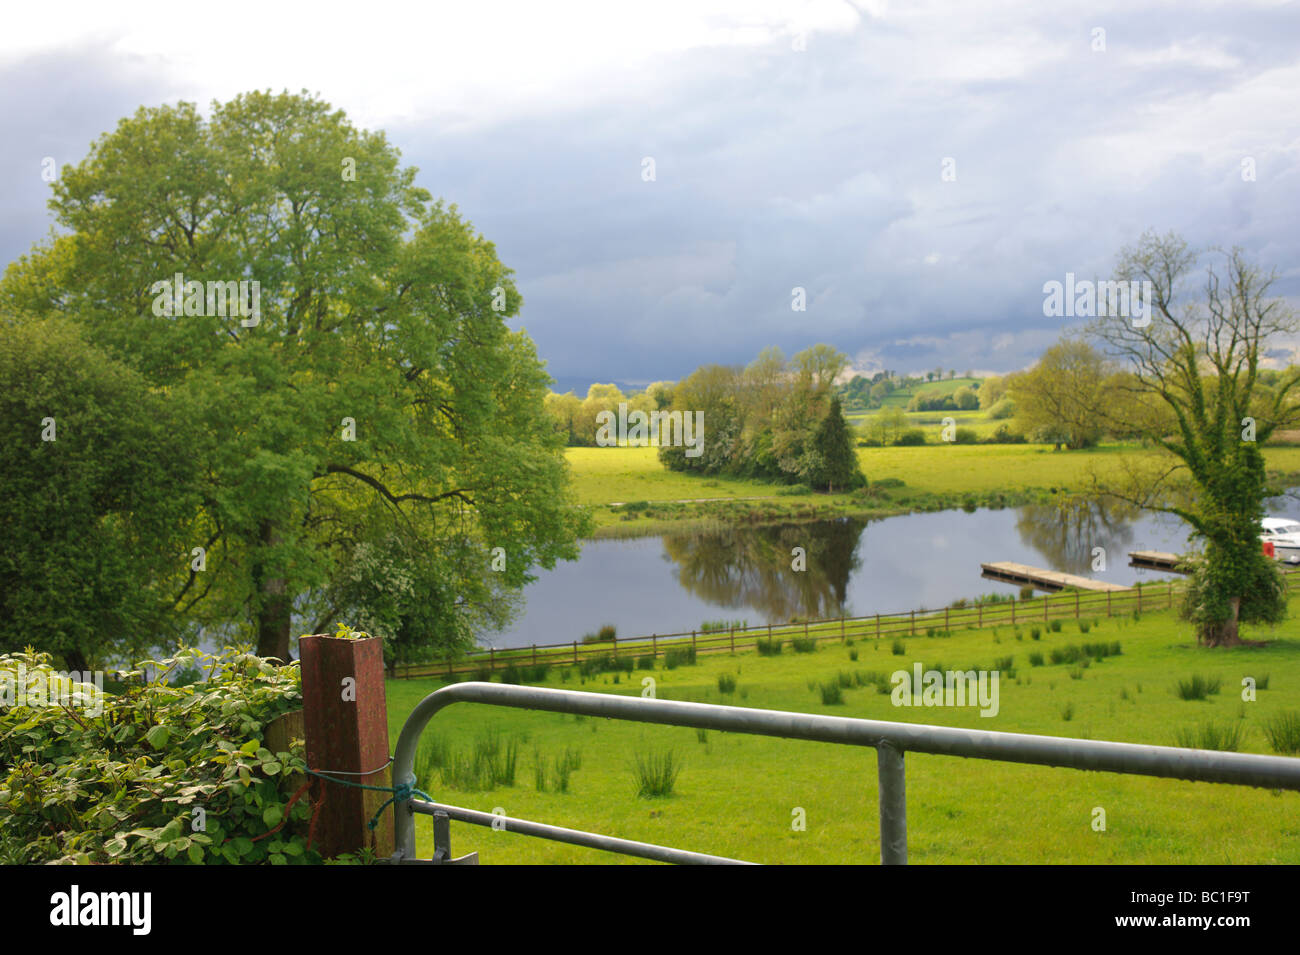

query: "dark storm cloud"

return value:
[3, 3, 1298, 389]
[386, 6, 1300, 385]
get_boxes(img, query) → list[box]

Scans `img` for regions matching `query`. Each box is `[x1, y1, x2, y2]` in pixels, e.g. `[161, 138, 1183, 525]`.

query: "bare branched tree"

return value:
[1090, 230, 1300, 646]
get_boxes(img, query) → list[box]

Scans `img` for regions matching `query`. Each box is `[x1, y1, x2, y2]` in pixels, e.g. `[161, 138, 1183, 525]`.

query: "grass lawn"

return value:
[386, 601, 1300, 864]
[568, 444, 1300, 534]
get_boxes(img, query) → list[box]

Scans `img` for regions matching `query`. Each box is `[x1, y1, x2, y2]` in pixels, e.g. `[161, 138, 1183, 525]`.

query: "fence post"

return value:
[574, 640, 578, 664]
[978, 603, 982, 627]
[1044, 595, 1048, 622]
[692, 630, 697, 655]
[841, 617, 846, 642]
[299, 633, 394, 859]
[876, 613, 881, 639]
[944, 607, 949, 631]
[1010, 598, 1015, 625]
[877, 743, 907, 865]
[910, 610, 915, 636]
[1138, 586, 1142, 613]
[1107, 590, 1111, 616]
[652, 634, 657, 659]
[1168, 581, 1172, 608]
[805, 620, 809, 642]
[489, 646, 495, 673]
[730, 626, 735, 654]
[532, 645, 537, 666]
[1075, 591, 1080, 619]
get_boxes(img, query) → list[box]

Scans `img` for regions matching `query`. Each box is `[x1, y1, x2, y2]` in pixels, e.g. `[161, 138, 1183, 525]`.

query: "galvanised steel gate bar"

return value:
[391, 682, 1300, 865]
[408, 800, 752, 864]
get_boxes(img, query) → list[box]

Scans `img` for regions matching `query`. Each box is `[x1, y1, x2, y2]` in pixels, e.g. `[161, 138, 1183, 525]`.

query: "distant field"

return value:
[566, 447, 778, 507]
[390, 600, 1300, 864]
[568, 443, 1300, 511]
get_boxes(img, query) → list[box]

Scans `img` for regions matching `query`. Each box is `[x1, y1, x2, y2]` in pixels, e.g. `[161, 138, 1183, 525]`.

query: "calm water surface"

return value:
[483, 499, 1299, 649]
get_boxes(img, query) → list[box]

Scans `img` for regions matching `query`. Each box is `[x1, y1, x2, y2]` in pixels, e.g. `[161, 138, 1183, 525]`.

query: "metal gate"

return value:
[390, 682, 1300, 865]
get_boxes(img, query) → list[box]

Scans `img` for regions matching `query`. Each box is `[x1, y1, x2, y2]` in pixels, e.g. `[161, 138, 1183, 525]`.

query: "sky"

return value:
[2, 0, 1298, 393]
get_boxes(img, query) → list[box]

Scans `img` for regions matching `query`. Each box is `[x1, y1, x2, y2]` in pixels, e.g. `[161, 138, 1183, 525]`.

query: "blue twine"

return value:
[304, 764, 431, 831]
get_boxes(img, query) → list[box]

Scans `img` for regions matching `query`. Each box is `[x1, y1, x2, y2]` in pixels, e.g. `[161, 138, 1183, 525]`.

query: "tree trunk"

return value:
[254, 520, 292, 662]
[1201, 596, 1243, 648]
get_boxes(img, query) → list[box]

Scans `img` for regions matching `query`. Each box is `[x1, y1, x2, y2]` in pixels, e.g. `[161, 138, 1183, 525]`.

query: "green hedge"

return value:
[0, 646, 328, 864]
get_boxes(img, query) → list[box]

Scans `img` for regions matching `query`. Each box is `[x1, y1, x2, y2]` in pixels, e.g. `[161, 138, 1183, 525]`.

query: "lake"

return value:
[483, 500, 1239, 649]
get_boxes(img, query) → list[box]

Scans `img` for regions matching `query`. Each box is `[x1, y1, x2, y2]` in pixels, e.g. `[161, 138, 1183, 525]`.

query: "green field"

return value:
[569, 443, 1300, 534]
[387, 600, 1300, 864]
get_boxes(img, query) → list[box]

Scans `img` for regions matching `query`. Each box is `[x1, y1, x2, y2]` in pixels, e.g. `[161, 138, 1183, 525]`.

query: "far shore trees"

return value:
[1007, 339, 1115, 449]
[1090, 230, 1300, 647]
[658, 344, 864, 490]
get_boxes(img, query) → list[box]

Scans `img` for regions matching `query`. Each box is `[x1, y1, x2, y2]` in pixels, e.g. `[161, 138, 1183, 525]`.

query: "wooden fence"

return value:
[389, 566, 1300, 681]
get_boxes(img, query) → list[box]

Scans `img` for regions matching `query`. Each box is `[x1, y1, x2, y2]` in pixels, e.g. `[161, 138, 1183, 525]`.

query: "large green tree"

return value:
[1090, 231, 1300, 647]
[0, 319, 199, 671]
[2, 91, 587, 664]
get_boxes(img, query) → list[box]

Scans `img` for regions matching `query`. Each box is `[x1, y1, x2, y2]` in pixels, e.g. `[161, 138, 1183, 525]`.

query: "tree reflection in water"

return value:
[661, 517, 867, 621]
[1013, 497, 1150, 575]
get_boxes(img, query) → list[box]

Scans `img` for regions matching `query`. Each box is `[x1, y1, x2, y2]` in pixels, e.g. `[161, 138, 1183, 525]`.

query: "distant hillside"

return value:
[839, 374, 982, 412]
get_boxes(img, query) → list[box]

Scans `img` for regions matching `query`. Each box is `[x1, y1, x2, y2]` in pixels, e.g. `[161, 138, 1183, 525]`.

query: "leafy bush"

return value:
[0, 646, 317, 865]
[755, 638, 783, 657]
[893, 429, 926, 446]
[983, 423, 1026, 444]
[891, 639, 906, 656]
[791, 637, 817, 653]
[987, 397, 1015, 420]
[717, 674, 737, 694]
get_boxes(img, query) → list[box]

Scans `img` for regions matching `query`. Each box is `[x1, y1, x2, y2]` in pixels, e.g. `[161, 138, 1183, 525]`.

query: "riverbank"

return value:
[572, 444, 1300, 539]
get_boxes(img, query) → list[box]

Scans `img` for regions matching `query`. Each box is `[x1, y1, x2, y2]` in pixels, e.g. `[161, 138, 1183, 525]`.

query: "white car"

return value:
[1260, 517, 1300, 564]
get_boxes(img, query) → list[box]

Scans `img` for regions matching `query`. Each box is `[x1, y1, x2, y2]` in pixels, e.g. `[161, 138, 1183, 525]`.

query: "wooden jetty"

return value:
[1128, 550, 1188, 573]
[980, 561, 1129, 593]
